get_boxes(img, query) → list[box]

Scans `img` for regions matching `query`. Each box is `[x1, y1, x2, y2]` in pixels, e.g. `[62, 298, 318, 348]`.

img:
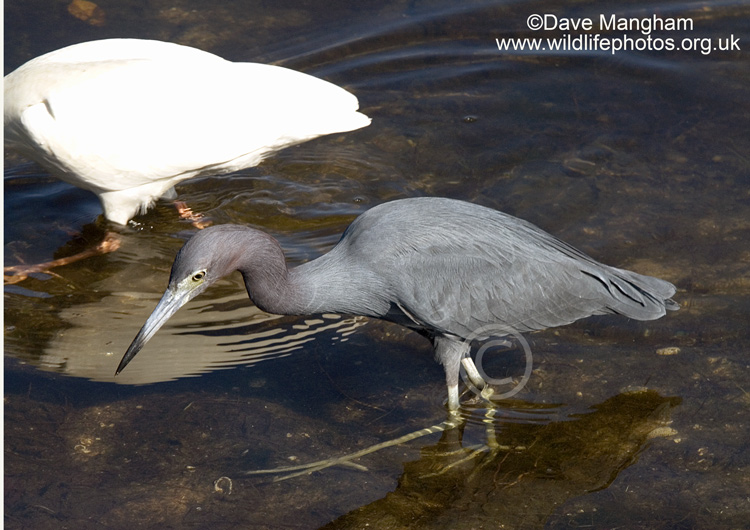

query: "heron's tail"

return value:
[587, 267, 679, 320]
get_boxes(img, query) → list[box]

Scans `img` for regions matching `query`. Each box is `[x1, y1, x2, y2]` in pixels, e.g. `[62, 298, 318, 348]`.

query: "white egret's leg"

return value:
[4, 232, 121, 284]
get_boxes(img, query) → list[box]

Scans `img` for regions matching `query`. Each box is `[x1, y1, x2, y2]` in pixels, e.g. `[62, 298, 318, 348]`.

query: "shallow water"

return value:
[4, 0, 750, 528]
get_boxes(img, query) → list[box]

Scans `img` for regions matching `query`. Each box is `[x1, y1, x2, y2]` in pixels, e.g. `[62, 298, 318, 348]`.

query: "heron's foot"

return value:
[174, 201, 212, 229]
[460, 385, 499, 410]
[480, 385, 495, 401]
[4, 231, 122, 284]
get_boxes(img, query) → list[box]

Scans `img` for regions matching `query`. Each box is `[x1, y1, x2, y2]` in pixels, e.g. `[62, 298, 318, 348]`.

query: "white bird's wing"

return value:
[5, 39, 369, 195]
[31, 60, 367, 190]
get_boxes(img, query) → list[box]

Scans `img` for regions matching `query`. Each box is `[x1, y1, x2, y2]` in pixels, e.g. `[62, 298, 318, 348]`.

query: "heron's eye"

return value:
[192, 271, 206, 282]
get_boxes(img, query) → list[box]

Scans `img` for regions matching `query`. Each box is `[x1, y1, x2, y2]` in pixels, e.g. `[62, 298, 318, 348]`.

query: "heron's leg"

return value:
[447, 384, 460, 411]
[458, 358, 498, 448]
[4, 232, 121, 284]
[482, 407, 499, 448]
[461, 357, 486, 389]
[461, 357, 495, 401]
[433, 336, 470, 411]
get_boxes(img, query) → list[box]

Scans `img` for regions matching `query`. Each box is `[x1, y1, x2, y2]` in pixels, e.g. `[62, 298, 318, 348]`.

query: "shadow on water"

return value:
[5, 0, 750, 528]
[322, 391, 681, 530]
[4, 359, 679, 530]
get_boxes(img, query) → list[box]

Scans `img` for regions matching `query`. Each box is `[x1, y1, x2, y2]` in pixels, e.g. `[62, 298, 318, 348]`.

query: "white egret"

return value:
[4, 38, 371, 225]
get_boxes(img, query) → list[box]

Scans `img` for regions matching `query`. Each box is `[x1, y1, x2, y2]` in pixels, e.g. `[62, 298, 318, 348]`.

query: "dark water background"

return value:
[4, 0, 750, 528]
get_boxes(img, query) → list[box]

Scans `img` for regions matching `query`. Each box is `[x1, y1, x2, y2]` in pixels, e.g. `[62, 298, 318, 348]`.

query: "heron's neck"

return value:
[234, 233, 298, 315]
[236, 234, 386, 318]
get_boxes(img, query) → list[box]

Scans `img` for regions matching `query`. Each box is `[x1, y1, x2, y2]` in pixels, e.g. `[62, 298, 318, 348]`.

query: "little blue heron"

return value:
[117, 197, 678, 410]
[4, 38, 370, 225]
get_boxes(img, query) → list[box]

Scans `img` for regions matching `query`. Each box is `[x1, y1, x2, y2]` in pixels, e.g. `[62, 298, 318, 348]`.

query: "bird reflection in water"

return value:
[318, 391, 680, 530]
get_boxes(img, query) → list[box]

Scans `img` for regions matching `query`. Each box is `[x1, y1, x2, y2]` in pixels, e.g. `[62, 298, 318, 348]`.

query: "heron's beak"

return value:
[115, 285, 196, 375]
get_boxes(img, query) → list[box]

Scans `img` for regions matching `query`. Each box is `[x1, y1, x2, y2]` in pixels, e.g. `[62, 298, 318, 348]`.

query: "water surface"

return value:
[5, 0, 749, 528]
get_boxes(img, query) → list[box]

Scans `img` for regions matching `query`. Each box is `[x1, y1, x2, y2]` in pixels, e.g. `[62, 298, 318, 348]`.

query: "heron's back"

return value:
[331, 197, 677, 339]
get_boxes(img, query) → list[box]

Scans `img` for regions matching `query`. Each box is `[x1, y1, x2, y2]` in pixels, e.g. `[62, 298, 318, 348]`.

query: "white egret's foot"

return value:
[4, 232, 121, 284]
[246, 418, 461, 482]
[174, 201, 211, 229]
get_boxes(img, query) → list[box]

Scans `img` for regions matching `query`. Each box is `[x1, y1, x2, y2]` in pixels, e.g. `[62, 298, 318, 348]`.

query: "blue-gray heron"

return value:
[117, 197, 678, 410]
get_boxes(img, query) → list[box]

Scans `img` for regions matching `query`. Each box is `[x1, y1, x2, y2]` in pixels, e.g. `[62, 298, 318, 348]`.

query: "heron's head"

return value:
[115, 226, 252, 375]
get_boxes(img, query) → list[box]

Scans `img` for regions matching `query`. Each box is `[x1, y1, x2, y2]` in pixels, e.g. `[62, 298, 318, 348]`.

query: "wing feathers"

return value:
[347, 198, 677, 338]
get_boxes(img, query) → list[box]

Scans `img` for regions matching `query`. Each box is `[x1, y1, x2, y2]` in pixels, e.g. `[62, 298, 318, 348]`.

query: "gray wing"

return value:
[347, 198, 677, 339]
[389, 248, 675, 340]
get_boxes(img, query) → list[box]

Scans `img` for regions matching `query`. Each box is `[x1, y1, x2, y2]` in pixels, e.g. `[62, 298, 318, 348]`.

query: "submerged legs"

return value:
[4, 232, 121, 284]
[434, 336, 494, 411]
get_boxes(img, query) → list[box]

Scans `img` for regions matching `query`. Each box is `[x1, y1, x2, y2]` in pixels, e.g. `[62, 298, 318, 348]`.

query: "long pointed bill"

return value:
[115, 286, 195, 375]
